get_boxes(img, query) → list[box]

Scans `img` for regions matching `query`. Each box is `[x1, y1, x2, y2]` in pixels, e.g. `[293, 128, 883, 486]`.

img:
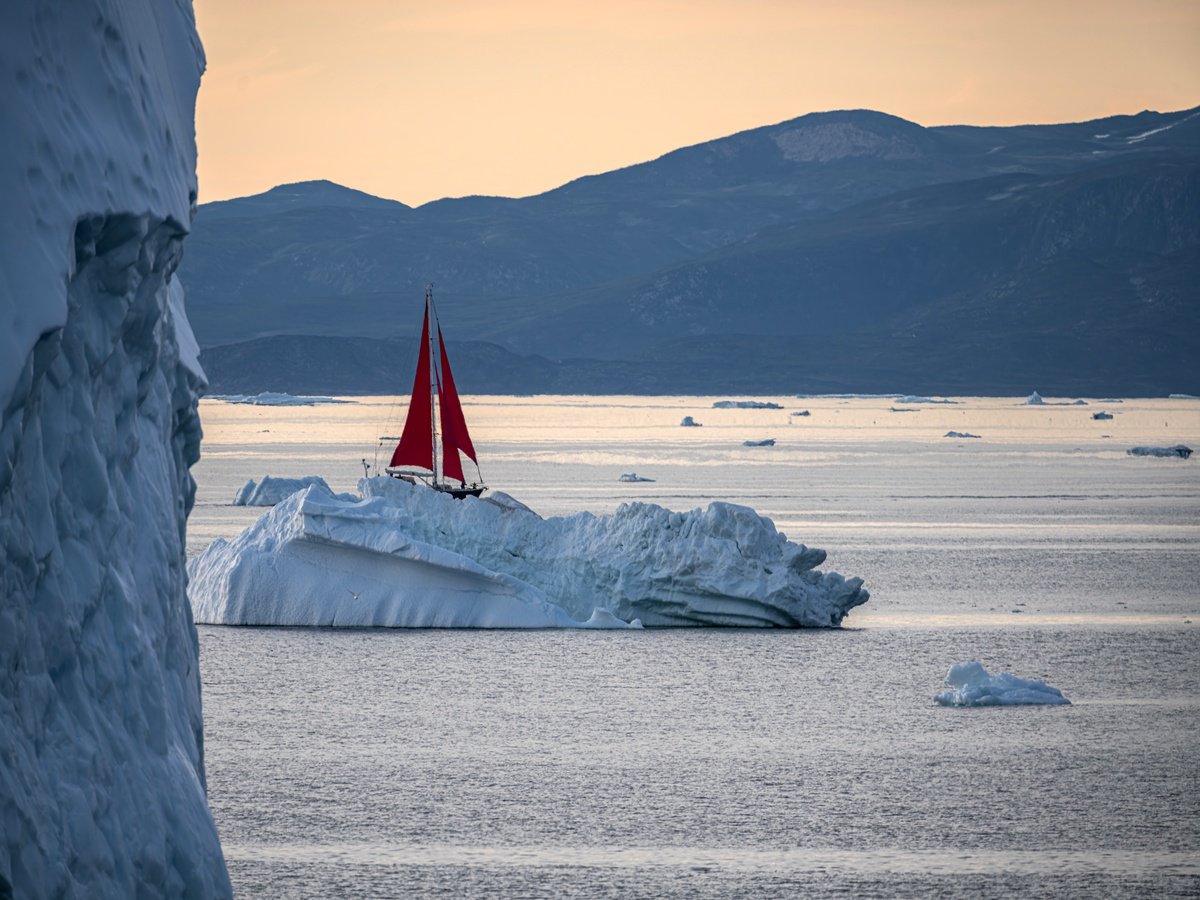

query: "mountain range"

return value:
[184, 105, 1200, 395]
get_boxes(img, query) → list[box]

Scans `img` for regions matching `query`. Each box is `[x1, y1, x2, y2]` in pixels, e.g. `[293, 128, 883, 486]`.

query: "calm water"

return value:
[192, 395, 1200, 897]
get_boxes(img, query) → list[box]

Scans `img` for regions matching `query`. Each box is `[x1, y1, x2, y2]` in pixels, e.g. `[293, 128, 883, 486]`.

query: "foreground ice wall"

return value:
[190, 478, 869, 628]
[0, 1, 230, 896]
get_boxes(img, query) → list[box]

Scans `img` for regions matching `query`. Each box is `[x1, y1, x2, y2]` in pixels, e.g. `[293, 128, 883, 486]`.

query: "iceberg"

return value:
[944, 431, 981, 439]
[1092, 411, 1114, 420]
[1127, 445, 1193, 459]
[743, 438, 777, 446]
[233, 475, 356, 506]
[0, 1, 229, 895]
[208, 391, 350, 406]
[680, 415, 703, 427]
[934, 661, 1071, 707]
[713, 400, 783, 409]
[189, 478, 869, 629]
[894, 395, 958, 404]
[791, 410, 811, 417]
[1025, 392, 1087, 406]
[619, 472, 656, 482]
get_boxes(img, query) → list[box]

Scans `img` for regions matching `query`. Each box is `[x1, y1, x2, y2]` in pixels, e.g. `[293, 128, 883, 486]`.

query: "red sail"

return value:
[390, 305, 434, 471]
[437, 324, 476, 484]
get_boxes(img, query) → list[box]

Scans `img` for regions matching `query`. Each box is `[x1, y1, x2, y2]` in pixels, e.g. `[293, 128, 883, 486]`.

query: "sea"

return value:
[190, 394, 1200, 898]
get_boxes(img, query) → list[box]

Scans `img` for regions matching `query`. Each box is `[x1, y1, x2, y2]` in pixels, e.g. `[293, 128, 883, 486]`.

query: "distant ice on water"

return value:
[934, 661, 1071, 707]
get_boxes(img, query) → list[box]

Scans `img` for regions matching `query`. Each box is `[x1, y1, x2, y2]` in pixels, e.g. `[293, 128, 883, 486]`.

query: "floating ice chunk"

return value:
[1127, 445, 1193, 459]
[680, 416, 703, 427]
[1092, 411, 1114, 420]
[1025, 392, 1087, 406]
[934, 661, 1071, 707]
[894, 395, 958, 404]
[619, 472, 656, 482]
[890, 407, 918, 413]
[791, 410, 811, 417]
[1169, 393, 1198, 399]
[233, 475, 358, 506]
[944, 431, 981, 439]
[713, 400, 783, 409]
[189, 478, 869, 629]
[209, 392, 351, 406]
[743, 438, 776, 446]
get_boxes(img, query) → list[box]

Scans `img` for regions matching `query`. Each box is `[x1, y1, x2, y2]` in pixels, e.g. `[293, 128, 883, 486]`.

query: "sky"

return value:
[194, 0, 1200, 207]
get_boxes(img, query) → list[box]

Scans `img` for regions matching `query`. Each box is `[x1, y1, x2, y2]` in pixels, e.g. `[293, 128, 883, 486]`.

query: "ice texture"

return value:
[0, 1, 230, 895]
[209, 391, 350, 406]
[234, 475, 356, 506]
[189, 478, 869, 629]
[1127, 445, 1193, 459]
[934, 661, 1071, 707]
[713, 400, 783, 409]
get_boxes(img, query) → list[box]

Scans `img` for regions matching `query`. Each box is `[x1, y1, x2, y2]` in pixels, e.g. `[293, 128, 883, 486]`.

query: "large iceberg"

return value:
[189, 478, 869, 629]
[934, 661, 1071, 707]
[0, 1, 229, 896]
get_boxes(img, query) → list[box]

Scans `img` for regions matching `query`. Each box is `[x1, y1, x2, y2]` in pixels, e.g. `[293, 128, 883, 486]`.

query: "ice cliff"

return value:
[0, 1, 229, 896]
[189, 478, 869, 628]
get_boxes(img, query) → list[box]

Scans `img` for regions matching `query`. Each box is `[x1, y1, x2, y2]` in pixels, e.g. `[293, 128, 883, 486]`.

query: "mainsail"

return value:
[389, 305, 434, 471]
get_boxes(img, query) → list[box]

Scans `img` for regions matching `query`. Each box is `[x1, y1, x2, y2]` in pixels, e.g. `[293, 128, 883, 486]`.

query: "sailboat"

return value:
[385, 286, 486, 499]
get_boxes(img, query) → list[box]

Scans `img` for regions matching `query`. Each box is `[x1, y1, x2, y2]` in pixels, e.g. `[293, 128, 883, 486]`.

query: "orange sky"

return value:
[194, 0, 1200, 207]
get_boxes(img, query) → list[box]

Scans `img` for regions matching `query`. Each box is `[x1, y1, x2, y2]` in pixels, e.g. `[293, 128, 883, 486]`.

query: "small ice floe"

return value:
[934, 660, 1071, 707]
[743, 438, 776, 447]
[944, 431, 981, 439]
[619, 472, 656, 482]
[889, 407, 918, 413]
[234, 475, 358, 506]
[791, 410, 811, 417]
[1025, 391, 1086, 406]
[713, 400, 783, 409]
[1169, 393, 1198, 399]
[1092, 411, 1114, 420]
[680, 416, 702, 427]
[894, 395, 958, 404]
[210, 392, 351, 406]
[1127, 445, 1193, 459]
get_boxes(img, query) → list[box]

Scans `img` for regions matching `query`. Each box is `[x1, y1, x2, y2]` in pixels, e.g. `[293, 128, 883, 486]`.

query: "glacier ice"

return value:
[894, 395, 958, 404]
[1127, 445, 1193, 459]
[189, 478, 869, 629]
[209, 391, 351, 406]
[233, 475, 356, 506]
[0, 0, 229, 895]
[934, 661, 1071, 707]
